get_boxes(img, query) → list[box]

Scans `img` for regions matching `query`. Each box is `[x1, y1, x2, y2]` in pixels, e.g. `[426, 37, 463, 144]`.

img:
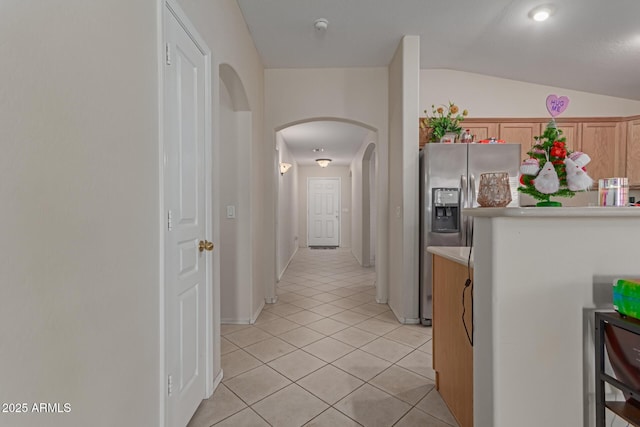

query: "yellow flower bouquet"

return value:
[421, 102, 469, 142]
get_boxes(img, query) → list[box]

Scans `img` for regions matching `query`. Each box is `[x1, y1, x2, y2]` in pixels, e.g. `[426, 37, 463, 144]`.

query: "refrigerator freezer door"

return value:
[419, 144, 467, 325]
[422, 144, 467, 246]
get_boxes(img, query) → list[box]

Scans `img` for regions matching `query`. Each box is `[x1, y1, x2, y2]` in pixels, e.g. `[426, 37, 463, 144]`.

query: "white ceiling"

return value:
[280, 121, 372, 166]
[238, 0, 640, 165]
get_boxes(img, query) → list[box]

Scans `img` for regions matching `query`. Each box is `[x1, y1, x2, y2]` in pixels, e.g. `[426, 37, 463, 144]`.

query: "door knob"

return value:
[198, 240, 214, 252]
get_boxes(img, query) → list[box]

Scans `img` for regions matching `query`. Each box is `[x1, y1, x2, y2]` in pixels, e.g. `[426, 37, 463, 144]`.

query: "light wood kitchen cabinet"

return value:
[555, 122, 580, 152]
[499, 122, 542, 161]
[580, 121, 625, 182]
[626, 118, 640, 187]
[418, 117, 638, 188]
[462, 122, 498, 142]
[433, 254, 473, 427]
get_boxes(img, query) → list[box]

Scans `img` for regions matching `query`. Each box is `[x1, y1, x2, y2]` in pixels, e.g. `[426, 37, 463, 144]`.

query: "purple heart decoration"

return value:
[546, 95, 570, 118]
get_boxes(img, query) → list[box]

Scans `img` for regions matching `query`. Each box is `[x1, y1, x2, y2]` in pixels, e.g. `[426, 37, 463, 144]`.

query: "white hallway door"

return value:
[308, 178, 340, 247]
[164, 5, 210, 427]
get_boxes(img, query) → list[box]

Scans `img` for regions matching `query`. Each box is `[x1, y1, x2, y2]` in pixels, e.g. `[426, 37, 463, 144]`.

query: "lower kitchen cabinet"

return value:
[432, 254, 473, 427]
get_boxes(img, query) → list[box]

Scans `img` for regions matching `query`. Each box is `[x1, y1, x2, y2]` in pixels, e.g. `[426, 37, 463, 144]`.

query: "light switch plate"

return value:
[226, 205, 236, 219]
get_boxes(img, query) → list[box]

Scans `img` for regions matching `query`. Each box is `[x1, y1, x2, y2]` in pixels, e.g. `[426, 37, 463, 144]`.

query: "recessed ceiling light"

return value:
[528, 5, 555, 22]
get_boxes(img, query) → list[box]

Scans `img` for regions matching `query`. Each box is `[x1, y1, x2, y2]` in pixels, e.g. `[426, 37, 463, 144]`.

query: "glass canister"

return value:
[477, 172, 512, 207]
[598, 177, 629, 206]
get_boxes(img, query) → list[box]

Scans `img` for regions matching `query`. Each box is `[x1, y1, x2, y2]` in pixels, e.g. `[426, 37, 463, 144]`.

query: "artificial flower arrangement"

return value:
[421, 101, 469, 142]
[518, 121, 593, 206]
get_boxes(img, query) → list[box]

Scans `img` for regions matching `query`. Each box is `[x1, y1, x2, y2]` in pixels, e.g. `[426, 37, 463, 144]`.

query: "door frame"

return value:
[159, 1, 214, 425]
[307, 177, 341, 247]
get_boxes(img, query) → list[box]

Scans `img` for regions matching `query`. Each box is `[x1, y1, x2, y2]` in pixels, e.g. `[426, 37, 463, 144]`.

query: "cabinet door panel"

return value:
[555, 122, 580, 152]
[580, 122, 622, 182]
[499, 122, 541, 161]
[463, 122, 498, 142]
[627, 119, 640, 186]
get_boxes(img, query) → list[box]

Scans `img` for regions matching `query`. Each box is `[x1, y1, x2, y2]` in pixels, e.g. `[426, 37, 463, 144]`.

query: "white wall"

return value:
[0, 2, 160, 426]
[297, 166, 352, 248]
[369, 150, 377, 265]
[177, 0, 266, 322]
[0, 2, 267, 425]
[219, 79, 254, 323]
[350, 133, 377, 266]
[265, 68, 389, 301]
[177, 0, 268, 315]
[387, 36, 421, 323]
[420, 69, 640, 118]
[472, 213, 640, 427]
[351, 143, 366, 264]
[276, 136, 299, 278]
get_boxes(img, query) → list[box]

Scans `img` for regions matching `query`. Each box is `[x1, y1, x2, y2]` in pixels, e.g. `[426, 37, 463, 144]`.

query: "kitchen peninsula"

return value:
[430, 207, 640, 427]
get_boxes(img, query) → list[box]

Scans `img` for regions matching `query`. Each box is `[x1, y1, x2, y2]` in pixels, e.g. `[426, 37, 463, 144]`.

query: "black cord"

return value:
[462, 220, 474, 346]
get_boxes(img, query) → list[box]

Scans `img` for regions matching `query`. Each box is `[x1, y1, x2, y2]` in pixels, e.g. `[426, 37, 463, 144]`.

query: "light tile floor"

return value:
[188, 248, 459, 427]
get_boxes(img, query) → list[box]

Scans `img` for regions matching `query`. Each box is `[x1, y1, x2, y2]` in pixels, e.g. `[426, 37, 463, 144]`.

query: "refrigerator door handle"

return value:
[460, 174, 467, 246]
[469, 174, 477, 208]
[468, 174, 476, 244]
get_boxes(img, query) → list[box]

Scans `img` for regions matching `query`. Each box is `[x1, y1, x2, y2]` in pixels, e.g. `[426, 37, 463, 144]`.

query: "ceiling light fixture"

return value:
[312, 148, 324, 153]
[314, 18, 328, 31]
[528, 5, 555, 22]
[316, 159, 331, 168]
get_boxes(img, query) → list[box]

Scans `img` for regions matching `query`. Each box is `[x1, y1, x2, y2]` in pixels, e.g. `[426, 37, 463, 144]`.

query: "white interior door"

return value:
[308, 178, 340, 246]
[164, 6, 209, 427]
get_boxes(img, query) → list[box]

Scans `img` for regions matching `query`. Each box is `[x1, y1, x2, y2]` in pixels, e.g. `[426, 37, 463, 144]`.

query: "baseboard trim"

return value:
[278, 246, 299, 281]
[250, 299, 265, 324]
[388, 305, 420, 324]
[212, 369, 223, 392]
[221, 318, 251, 324]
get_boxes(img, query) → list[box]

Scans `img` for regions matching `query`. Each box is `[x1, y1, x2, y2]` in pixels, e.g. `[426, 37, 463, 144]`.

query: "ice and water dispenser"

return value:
[432, 188, 460, 232]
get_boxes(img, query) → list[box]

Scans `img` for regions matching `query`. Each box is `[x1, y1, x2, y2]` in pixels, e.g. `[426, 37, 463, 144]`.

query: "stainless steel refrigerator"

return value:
[419, 143, 521, 326]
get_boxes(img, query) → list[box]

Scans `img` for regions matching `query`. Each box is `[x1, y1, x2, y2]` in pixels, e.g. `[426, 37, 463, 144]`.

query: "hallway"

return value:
[188, 248, 458, 427]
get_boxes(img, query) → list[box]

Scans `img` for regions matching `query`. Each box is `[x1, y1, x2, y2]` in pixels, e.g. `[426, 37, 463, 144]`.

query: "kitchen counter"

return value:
[463, 207, 640, 427]
[427, 246, 473, 267]
[464, 206, 640, 217]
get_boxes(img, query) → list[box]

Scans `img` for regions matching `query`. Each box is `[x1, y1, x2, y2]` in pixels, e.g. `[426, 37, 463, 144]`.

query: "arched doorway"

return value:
[273, 118, 381, 300]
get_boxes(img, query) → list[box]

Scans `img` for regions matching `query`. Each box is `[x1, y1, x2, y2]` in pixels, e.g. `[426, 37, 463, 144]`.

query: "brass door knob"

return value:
[198, 240, 214, 252]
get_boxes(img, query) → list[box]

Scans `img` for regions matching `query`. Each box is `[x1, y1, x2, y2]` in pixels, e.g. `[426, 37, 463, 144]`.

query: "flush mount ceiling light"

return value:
[528, 4, 555, 21]
[316, 158, 331, 168]
[314, 18, 329, 31]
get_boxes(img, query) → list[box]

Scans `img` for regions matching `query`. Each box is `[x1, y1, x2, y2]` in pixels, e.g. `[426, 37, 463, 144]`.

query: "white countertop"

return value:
[427, 246, 473, 267]
[464, 206, 640, 217]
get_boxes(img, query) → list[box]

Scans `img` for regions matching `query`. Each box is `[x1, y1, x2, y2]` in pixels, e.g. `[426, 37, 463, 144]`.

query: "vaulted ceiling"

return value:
[238, 0, 640, 163]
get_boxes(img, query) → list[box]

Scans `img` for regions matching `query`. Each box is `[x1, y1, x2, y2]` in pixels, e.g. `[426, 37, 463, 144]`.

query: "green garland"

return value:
[518, 121, 576, 202]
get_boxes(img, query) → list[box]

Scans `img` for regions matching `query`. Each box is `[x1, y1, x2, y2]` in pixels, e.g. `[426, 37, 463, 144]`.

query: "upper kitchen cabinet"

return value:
[626, 117, 640, 187]
[498, 122, 542, 161]
[554, 122, 580, 152]
[461, 121, 498, 142]
[580, 121, 625, 182]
